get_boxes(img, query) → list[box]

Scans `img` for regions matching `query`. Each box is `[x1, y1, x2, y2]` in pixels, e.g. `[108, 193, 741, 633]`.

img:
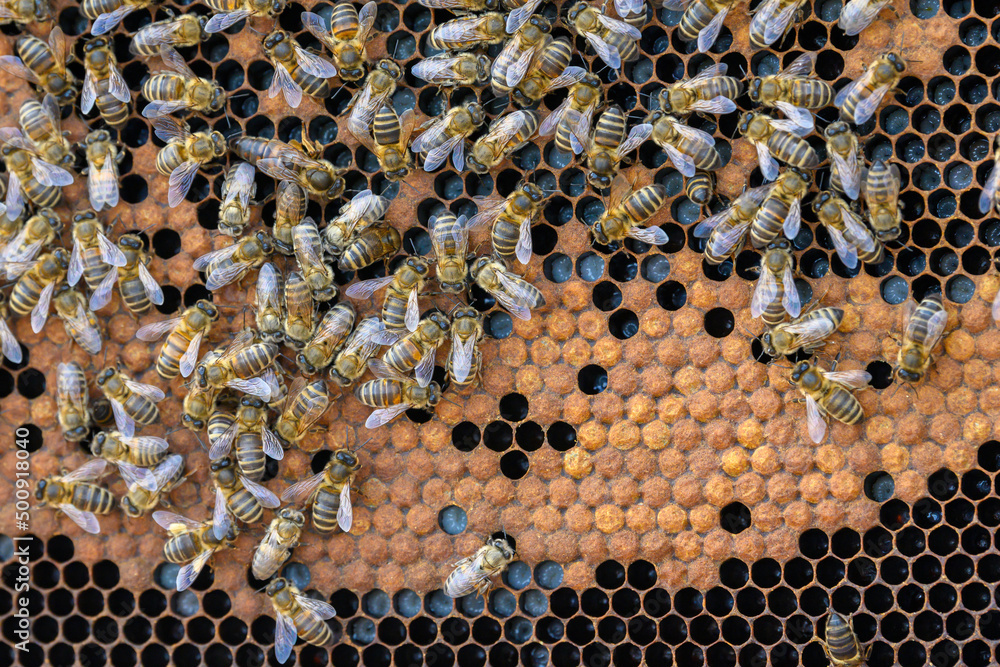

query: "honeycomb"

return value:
[1, 0, 1000, 662]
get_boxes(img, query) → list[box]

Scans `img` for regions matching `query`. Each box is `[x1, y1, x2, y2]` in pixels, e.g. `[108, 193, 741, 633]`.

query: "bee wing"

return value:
[257, 263, 281, 309]
[708, 220, 752, 257]
[193, 243, 238, 271]
[150, 116, 191, 143]
[414, 350, 437, 388]
[450, 333, 475, 384]
[697, 5, 730, 53]
[778, 52, 816, 78]
[782, 196, 802, 239]
[269, 64, 303, 109]
[80, 68, 97, 113]
[805, 395, 827, 444]
[689, 96, 738, 114]
[59, 504, 101, 534]
[597, 14, 641, 38]
[782, 264, 801, 317]
[823, 369, 872, 389]
[261, 427, 284, 461]
[0, 56, 40, 85]
[495, 271, 539, 320]
[410, 118, 447, 155]
[515, 216, 533, 264]
[300, 11, 334, 47]
[413, 57, 459, 84]
[686, 62, 728, 84]
[5, 171, 24, 221]
[344, 274, 395, 299]
[281, 469, 326, 504]
[627, 225, 668, 246]
[774, 102, 814, 134]
[124, 379, 166, 402]
[91, 4, 134, 35]
[206, 262, 248, 291]
[568, 107, 595, 155]
[225, 376, 273, 399]
[357, 2, 378, 41]
[582, 32, 620, 70]
[491, 110, 535, 146]
[692, 205, 733, 238]
[119, 461, 158, 492]
[854, 82, 894, 124]
[273, 609, 298, 665]
[546, 66, 588, 93]
[31, 158, 74, 187]
[839, 0, 884, 36]
[399, 109, 417, 150]
[910, 307, 948, 352]
[241, 476, 281, 508]
[338, 484, 353, 532]
[168, 160, 201, 208]
[615, 0, 646, 16]
[0, 319, 22, 364]
[662, 142, 696, 178]
[763, 0, 801, 45]
[65, 300, 102, 354]
[751, 266, 778, 318]
[833, 74, 867, 113]
[91, 150, 122, 212]
[110, 398, 136, 438]
[754, 141, 780, 182]
[406, 287, 420, 332]
[138, 264, 164, 305]
[176, 549, 213, 592]
[781, 315, 840, 349]
[122, 435, 171, 455]
[107, 63, 130, 103]
[153, 510, 202, 532]
[158, 45, 197, 79]
[143, 100, 193, 119]
[423, 134, 464, 173]
[30, 281, 56, 333]
[212, 488, 231, 540]
[465, 196, 507, 231]
[368, 360, 407, 381]
[831, 148, 862, 201]
[293, 219, 326, 267]
[365, 404, 410, 429]
[451, 139, 467, 171]
[256, 157, 300, 183]
[136, 316, 182, 342]
[63, 459, 109, 483]
[204, 9, 253, 33]
[295, 594, 337, 620]
[506, 0, 543, 32]
[293, 44, 338, 79]
[430, 215, 470, 263]
[503, 42, 537, 90]
[178, 330, 205, 378]
[444, 558, 490, 598]
[616, 124, 652, 157]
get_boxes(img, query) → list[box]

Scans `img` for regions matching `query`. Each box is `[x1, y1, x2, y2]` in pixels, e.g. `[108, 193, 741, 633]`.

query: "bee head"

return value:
[737, 112, 754, 135]
[295, 352, 317, 376]
[265, 578, 287, 596]
[475, 55, 491, 81]
[566, 1, 587, 22]
[96, 368, 115, 386]
[790, 360, 811, 382]
[255, 231, 274, 255]
[886, 52, 906, 72]
[210, 457, 233, 473]
[263, 30, 287, 50]
[429, 311, 451, 331]
[120, 497, 142, 519]
[528, 15, 551, 33]
[197, 300, 220, 320]
[119, 234, 143, 251]
[875, 227, 900, 242]
[591, 221, 609, 245]
[335, 449, 359, 469]
[34, 479, 47, 500]
[490, 537, 516, 559]
[524, 183, 545, 202]
[425, 382, 442, 406]
[182, 413, 205, 430]
[407, 256, 430, 274]
[812, 190, 833, 212]
[747, 78, 762, 102]
[467, 103, 486, 125]
[378, 59, 403, 80]
[824, 121, 848, 138]
[90, 432, 108, 457]
[580, 73, 600, 89]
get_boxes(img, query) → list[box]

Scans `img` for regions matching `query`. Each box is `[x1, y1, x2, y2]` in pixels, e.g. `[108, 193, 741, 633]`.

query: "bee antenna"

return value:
[440, 395, 462, 408]
[399, 180, 418, 193]
[353, 437, 373, 453]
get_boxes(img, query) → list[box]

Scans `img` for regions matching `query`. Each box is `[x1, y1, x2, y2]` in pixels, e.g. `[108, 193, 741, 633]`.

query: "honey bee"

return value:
[748, 53, 833, 133]
[0, 130, 72, 220]
[322, 189, 391, 256]
[812, 191, 885, 269]
[410, 102, 486, 172]
[195, 327, 281, 399]
[658, 63, 742, 117]
[353, 105, 415, 182]
[356, 365, 442, 428]
[344, 256, 431, 333]
[751, 239, 801, 326]
[281, 447, 361, 533]
[194, 230, 274, 291]
[92, 398, 116, 431]
[469, 183, 548, 265]
[749, 167, 810, 248]
[693, 187, 770, 265]
[591, 173, 669, 247]
[491, 15, 551, 95]
[275, 379, 330, 446]
[566, 1, 640, 69]
[301, 1, 377, 82]
[131, 13, 208, 56]
[759, 307, 844, 358]
[417, 0, 499, 12]
[210, 455, 280, 539]
[83, 0, 152, 34]
[539, 74, 602, 156]
[120, 454, 186, 518]
[18, 95, 73, 168]
[861, 160, 902, 242]
[57, 362, 90, 442]
[232, 136, 345, 201]
[292, 218, 336, 302]
[136, 300, 219, 379]
[412, 53, 491, 90]
[339, 224, 402, 272]
[151, 116, 227, 208]
[676, 0, 741, 53]
[296, 303, 356, 375]
[0, 27, 77, 105]
[141, 46, 226, 118]
[153, 510, 239, 592]
[510, 38, 585, 108]
[469, 255, 545, 321]
[444, 536, 517, 599]
[91, 430, 169, 471]
[0, 206, 62, 271]
[67, 210, 124, 292]
[252, 509, 306, 580]
[824, 121, 864, 201]
[209, 395, 284, 481]
[427, 12, 507, 52]
[96, 366, 164, 438]
[820, 612, 867, 667]
[428, 211, 471, 291]
[895, 294, 948, 385]
[748, 0, 806, 48]
[9, 248, 69, 334]
[838, 0, 893, 36]
[346, 59, 403, 140]
[646, 110, 722, 177]
[215, 162, 256, 238]
[578, 107, 651, 190]
[182, 380, 221, 432]
[262, 30, 337, 109]
[266, 578, 337, 663]
[283, 271, 316, 349]
[90, 234, 163, 315]
[35, 459, 114, 535]
[255, 262, 284, 344]
[329, 316, 387, 387]
[369, 311, 450, 388]
[81, 37, 131, 129]
[52, 286, 103, 355]
[82, 130, 124, 212]
[204, 0, 285, 33]
[447, 307, 483, 389]
[835, 52, 906, 126]
[789, 358, 870, 443]
[467, 110, 540, 174]
[738, 111, 819, 182]
[272, 181, 306, 255]
[0, 0, 50, 25]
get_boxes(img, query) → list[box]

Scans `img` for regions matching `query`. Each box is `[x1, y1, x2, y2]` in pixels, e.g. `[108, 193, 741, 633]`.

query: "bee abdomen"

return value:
[767, 131, 819, 169]
[373, 106, 402, 146]
[751, 200, 790, 248]
[788, 79, 834, 108]
[593, 107, 626, 149]
[311, 487, 340, 533]
[824, 386, 865, 425]
[622, 185, 667, 221]
[125, 393, 159, 426]
[164, 533, 199, 563]
[228, 489, 264, 524]
[679, 3, 715, 41]
[236, 434, 266, 482]
[72, 483, 115, 514]
[293, 610, 334, 646]
[142, 74, 187, 101]
[120, 276, 152, 315]
[330, 3, 361, 38]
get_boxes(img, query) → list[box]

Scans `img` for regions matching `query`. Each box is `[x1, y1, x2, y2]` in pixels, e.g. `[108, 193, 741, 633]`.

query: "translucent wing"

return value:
[121, 435, 171, 456]
[852, 79, 890, 124]
[506, 0, 543, 32]
[225, 377, 273, 398]
[357, 2, 377, 42]
[0, 319, 22, 363]
[503, 45, 535, 89]
[138, 264, 164, 305]
[831, 148, 862, 201]
[59, 504, 101, 534]
[783, 196, 802, 239]
[751, 266, 778, 318]
[697, 6, 729, 53]
[281, 469, 326, 504]
[663, 143, 696, 178]
[269, 64, 303, 109]
[597, 14, 641, 38]
[774, 101, 814, 133]
[241, 476, 280, 508]
[273, 610, 297, 665]
[257, 263, 281, 309]
[205, 262, 250, 291]
[153, 510, 202, 532]
[410, 118, 448, 155]
[62, 459, 108, 483]
[616, 124, 652, 157]
[755, 141, 780, 181]
[489, 111, 534, 146]
[158, 45, 198, 79]
[30, 281, 56, 333]
[179, 330, 204, 378]
[993, 285, 1000, 324]
[338, 484, 353, 532]
[136, 316, 181, 342]
[413, 57, 461, 84]
[212, 487, 231, 540]
[414, 350, 437, 388]
[839, 0, 886, 36]
[344, 274, 395, 299]
[907, 306, 948, 352]
[781, 316, 840, 350]
[294, 45, 338, 79]
[805, 395, 826, 444]
[150, 116, 191, 143]
[779, 52, 816, 78]
[31, 159, 74, 187]
[492, 274, 534, 320]
[834, 75, 868, 113]
[627, 225, 668, 245]
[451, 139, 466, 171]
[193, 244, 238, 271]
[63, 301, 102, 354]
[823, 369, 872, 389]
[168, 160, 201, 208]
[693, 205, 736, 238]
[295, 594, 337, 620]
[118, 461, 158, 492]
[444, 557, 491, 598]
[81, 69, 98, 114]
[782, 264, 801, 318]
[261, 427, 284, 460]
[365, 403, 410, 428]
[6, 171, 24, 221]
[450, 334, 476, 384]
[110, 397, 136, 437]
[0, 56, 40, 84]
[108, 64, 130, 103]
[204, 10, 253, 33]
[515, 216, 533, 264]
[143, 100, 193, 119]
[405, 287, 420, 332]
[465, 196, 506, 231]
[91, 149, 122, 212]
[300, 11, 333, 47]
[546, 66, 587, 92]
[124, 379, 165, 402]
[707, 219, 752, 257]
[762, 0, 802, 44]
[176, 549, 213, 592]
[91, 4, 134, 35]
[583, 32, 620, 70]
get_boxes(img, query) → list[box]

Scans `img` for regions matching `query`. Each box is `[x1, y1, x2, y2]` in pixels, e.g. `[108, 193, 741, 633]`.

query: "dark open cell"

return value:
[944, 46, 972, 75]
[16, 368, 45, 399]
[500, 451, 529, 479]
[960, 75, 988, 104]
[452, 422, 480, 452]
[499, 392, 528, 421]
[703, 307, 734, 338]
[609, 309, 639, 340]
[930, 247, 959, 275]
[577, 364, 608, 395]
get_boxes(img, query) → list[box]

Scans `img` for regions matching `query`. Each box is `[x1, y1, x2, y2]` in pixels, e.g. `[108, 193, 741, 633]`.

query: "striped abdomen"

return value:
[10, 272, 45, 315]
[603, 28, 637, 62]
[356, 378, 404, 407]
[311, 485, 341, 534]
[236, 433, 266, 482]
[291, 603, 334, 645]
[20, 175, 61, 209]
[340, 226, 400, 271]
[382, 290, 411, 332]
[291, 66, 331, 98]
[679, 1, 716, 41]
[156, 143, 186, 176]
[762, 276, 786, 327]
[164, 533, 201, 563]
[766, 130, 819, 169]
[786, 79, 834, 108]
[373, 106, 402, 146]
[227, 488, 264, 524]
[71, 483, 115, 514]
[156, 328, 195, 378]
[821, 385, 865, 425]
[123, 392, 159, 426]
[142, 73, 187, 102]
[751, 198, 791, 248]
[593, 106, 626, 149]
[330, 3, 360, 38]
[95, 79, 128, 128]
[825, 613, 863, 667]
[621, 185, 666, 222]
[119, 272, 152, 315]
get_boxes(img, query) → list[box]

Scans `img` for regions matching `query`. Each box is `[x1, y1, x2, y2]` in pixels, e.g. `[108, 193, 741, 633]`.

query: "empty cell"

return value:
[483, 421, 513, 451]
[866, 361, 894, 389]
[657, 281, 687, 310]
[577, 365, 607, 395]
[912, 105, 941, 133]
[500, 451, 529, 479]
[609, 309, 639, 340]
[930, 247, 958, 275]
[962, 246, 991, 273]
[944, 46, 971, 75]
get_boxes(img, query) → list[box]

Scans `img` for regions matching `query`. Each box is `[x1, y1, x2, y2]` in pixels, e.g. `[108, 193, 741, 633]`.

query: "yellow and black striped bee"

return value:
[267, 578, 337, 662]
[676, 0, 742, 53]
[539, 74, 602, 156]
[204, 0, 285, 33]
[748, 53, 833, 133]
[591, 173, 668, 247]
[194, 230, 273, 291]
[91, 430, 169, 472]
[469, 256, 545, 321]
[96, 366, 165, 438]
[760, 307, 844, 358]
[9, 248, 69, 334]
[838, 0, 892, 36]
[346, 59, 403, 141]
[57, 362, 90, 442]
[53, 286, 102, 355]
[417, 0, 500, 12]
[370, 311, 450, 388]
[448, 307, 483, 390]
[35, 459, 114, 535]
[356, 366, 442, 428]
[353, 105, 415, 182]
[344, 256, 431, 333]
[296, 302, 356, 376]
[491, 15, 551, 95]
[82, 131, 124, 212]
[659, 63, 742, 117]
[255, 262, 284, 344]
[18, 95, 73, 168]
[579, 106, 652, 190]
[693, 186, 771, 265]
[83, 0, 153, 34]
[412, 53, 491, 91]
[194, 327, 281, 398]
[151, 116, 227, 208]
[824, 121, 864, 201]
[339, 224, 401, 272]
[252, 509, 306, 580]
[646, 110, 722, 177]
[210, 455, 280, 539]
[410, 102, 486, 172]
[293, 218, 336, 302]
[136, 300, 220, 379]
[281, 447, 361, 533]
[566, 1, 640, 69]
[283, 271, 316, 350]
[301, 1, 377, 82]
[209, 395, 283, 482]
[820, 612, 867, 667]
[131, 13, 209, 56]
[812, 191, 885, 269]
[141, 45, 226, 118]
[429, 211, 471, 292]
[748, 0, 807, 48]
[272, 181, 306, 256]
[1, 206, 62, 272]
[895, 294, 948, 385]
[217, 162, 256, 238]
[685, 171, 715, 209]
[738, 111, 819, 182]
[275, 379, 330, 447]
[428, 12, 507, 52]
[92, 398, 116, 431]
[444, 536, 517, 599]
[467, 183, 548, 265]
[262, 30, 338, 109]
[511, 38, 584, 108]
[328, 316, 387, 387]
[749, 167, 810, 248]
[0, 0, 50, 26]
[153, 511, 239, 591]
[90, 234, 164, 315]
[120, 453, 186, 518]
[182, 367, 222, 431]
[321, 189, 391, 256]
[790, 358, 870, 443]
[0, 27, 77, 105]
[81, 37, 131, 129]
[0, 130, 72, 220]
[67, 210, 125, 292]
[232, 136, 345, 201]
[751, 239, 800, 326]
[835, 52, 906, 126]
[861, 160, 903, 242]
[467, 110, 540, 174]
